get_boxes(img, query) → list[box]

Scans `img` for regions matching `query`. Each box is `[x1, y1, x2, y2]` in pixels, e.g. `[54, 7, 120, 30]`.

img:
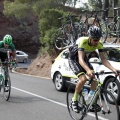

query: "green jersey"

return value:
[0, 41, 16, 54]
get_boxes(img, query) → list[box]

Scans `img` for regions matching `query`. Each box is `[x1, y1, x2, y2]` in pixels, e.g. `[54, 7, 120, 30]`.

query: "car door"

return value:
[16, 51, 24, 62]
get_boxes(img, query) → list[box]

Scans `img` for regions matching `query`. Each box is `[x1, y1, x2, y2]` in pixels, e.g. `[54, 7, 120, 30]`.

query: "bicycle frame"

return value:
[86, 72, 118, 114]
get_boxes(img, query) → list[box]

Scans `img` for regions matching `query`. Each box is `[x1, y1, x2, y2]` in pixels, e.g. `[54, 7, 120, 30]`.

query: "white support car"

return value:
[51, 44, 120, 103]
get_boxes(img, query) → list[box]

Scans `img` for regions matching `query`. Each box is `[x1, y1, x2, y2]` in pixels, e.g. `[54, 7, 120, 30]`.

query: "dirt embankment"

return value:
[15, 54, 56, 78]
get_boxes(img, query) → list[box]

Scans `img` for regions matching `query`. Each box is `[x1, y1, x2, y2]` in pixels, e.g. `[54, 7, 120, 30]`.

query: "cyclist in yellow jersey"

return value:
[68, 25, 118, 113]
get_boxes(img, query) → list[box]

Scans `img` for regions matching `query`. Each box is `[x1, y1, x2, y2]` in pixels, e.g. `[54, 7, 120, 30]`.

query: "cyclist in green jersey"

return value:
[68, 25, 119, 113]
[0, 34, 16, 87]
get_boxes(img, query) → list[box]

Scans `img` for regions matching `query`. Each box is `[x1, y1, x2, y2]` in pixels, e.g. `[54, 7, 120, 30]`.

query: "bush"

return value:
[39, 8, 77, 55]
[39, 9, 66, 55]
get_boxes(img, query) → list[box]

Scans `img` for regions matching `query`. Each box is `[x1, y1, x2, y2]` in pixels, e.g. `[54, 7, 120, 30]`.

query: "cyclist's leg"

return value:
[68, 57, 88, 113]
[85, 56, 97, 92]
[96, 89, 119, 120]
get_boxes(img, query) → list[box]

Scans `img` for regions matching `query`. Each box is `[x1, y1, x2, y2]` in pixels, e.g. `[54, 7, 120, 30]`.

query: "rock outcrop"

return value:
[0, 0, 40, 56]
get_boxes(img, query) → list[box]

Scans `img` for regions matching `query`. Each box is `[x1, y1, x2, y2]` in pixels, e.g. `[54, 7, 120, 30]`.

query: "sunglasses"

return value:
[91, 38, 100, 42]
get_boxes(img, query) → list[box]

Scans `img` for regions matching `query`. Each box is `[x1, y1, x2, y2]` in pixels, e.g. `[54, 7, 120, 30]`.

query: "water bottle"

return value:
[82, 88, 88, 101]
[87, 90, 94, 104]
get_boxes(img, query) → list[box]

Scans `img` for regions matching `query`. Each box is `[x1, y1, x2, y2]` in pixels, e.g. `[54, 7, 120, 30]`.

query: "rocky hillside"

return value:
[0, 1, 56, 77]
[0, 0, 40, 57]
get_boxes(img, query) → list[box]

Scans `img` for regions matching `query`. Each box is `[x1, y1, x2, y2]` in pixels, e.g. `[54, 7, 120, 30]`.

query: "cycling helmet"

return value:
[3, 34, 12, 45]
[87, 26, 102, 39]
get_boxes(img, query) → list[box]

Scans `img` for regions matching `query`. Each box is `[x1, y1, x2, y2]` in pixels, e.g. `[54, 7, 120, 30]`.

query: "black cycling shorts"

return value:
[68, 56, 93, 78]
[0, 52, 8, 62]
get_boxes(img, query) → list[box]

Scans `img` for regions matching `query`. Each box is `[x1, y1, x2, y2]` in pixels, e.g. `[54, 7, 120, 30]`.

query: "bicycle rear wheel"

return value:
[54, 28, 69, 50]
[106, 22, 118, 44]
[66, 84, 85, 120]
[3, 74, 11, 101]
[100, 20, 107, 43]
[95, 90, 119, 120]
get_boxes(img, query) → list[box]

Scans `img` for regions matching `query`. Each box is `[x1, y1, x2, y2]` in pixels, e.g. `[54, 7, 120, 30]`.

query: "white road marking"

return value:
[12, 86, 108, 120]
[12, 86, 66, 107]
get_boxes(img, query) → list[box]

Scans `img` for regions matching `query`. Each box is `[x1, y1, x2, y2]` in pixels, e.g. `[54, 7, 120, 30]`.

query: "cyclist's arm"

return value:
[11, 50, 17, 61]
[9, 44, 17, 61]
[99, 52, 116, 71]
[7, 51, 11, 59]
[7, 50, 12, 62]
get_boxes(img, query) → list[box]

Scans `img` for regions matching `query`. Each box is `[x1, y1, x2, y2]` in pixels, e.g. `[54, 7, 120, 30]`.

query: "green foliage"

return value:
[4, 1, 30, 19]
[40, 28, 56, 52]
[39, 8, 78, 55]
[39, 9, 64, 36]
[41, 28, 56, 46]
[32, 0, 53, 16]
[14, 0, 29, 3]
[39, 9, 66, 55]
[88, 0, 102, 10]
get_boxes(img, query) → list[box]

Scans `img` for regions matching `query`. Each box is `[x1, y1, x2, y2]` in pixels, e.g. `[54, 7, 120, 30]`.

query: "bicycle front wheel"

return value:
[96, 89, 119, 120]
[67, 84, 85, 120]
[3, 74, 11, 101]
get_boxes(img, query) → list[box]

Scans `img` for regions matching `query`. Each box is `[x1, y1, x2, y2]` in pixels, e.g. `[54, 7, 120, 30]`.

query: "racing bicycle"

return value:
[66, 71, 120, 120]
[0, 61, 15, 101]
[106, 7, 120, 44]
[54, 14, 82, 50]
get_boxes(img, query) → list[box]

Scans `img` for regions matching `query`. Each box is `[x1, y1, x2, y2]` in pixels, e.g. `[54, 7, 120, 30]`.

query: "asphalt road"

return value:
[0, 61, 119, 120]
[17, 59, 32, 68]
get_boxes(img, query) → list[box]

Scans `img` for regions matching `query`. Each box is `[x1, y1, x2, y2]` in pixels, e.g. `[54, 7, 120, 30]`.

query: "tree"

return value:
[4, 0, 73, 18]
[102, 0, 109, 19]
[88, 0, 102, 10]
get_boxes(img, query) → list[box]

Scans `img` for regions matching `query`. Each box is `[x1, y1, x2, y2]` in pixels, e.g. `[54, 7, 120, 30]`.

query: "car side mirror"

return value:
[89, 57, 102, 64]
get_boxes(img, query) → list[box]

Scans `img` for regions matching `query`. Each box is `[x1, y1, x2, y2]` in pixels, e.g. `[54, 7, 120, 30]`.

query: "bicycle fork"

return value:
[99, 93, 111, 115]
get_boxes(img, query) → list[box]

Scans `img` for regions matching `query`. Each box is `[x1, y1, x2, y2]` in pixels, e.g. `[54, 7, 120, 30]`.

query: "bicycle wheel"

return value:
[95, 89, 119, 120]
[106, 22, 118, 44]
[0, 76, 3, 92]
[54, 28, 69, 50]
[100, 20, 107, 43]
[3, 74, 11, 101]
[67, 84, 85, 120]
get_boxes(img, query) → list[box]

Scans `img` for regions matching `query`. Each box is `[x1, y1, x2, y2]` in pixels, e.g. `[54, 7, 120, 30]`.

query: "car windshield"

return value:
[61, 50, 69, 59]
[104, 48, 120, 62]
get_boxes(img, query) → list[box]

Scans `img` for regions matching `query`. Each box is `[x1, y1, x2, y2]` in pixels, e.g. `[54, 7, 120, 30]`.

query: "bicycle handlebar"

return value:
[0, 61, 16, 65]
[88, 70, 120, 85]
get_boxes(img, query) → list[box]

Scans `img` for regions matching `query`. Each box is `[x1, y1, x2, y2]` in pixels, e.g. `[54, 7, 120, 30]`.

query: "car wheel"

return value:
[23, 58, 27, 63]
[54, 72, 66, 92]
[104, 77, 120, 104]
